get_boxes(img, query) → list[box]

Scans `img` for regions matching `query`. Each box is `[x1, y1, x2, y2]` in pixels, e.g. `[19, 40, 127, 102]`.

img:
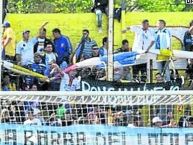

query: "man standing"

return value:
[91, 0, 108, 32]
[130, 19, 155, 82]
[34, 22, 53, 54]
[2, 21, 16, 60]
[75, 29, 97, 62]
[16, 30, 35, 66]
[184, 20, 193, 51]
[155, 19, 171, 82]
[52, 28, 72, 65]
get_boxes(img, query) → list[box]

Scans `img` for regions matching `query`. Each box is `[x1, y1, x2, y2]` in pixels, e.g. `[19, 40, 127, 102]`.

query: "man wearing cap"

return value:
[16, 30, 35, 66]
[152, 116, 163, 127]
[2, 21, 16, 60]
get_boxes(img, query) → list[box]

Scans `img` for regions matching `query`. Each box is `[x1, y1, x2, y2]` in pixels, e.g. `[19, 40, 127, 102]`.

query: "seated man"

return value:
[114, 39, 130, 53]
[21, 53, 46, 87]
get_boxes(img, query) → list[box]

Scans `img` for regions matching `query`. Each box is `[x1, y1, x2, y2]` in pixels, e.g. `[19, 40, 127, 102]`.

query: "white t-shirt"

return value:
[24, 118, 42, 126]
[16, 39, 35, 65]
[36, 38, 45, 53]
[130, 26, 155, 53]
[60, 73, 81, 91]
[45, 53, 56, 65]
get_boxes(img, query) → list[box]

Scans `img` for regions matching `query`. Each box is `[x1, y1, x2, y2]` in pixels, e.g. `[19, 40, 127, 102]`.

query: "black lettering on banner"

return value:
[24, 130, 34, 145]
[5, 129, 17, 145]
[137, 134, 142, 145]
[96, 132, 106, 145]
[148, 133, 158, 145]
[77, 132, 85, 145]
[37, 131, 48, 145]
[51, 131, 61, 145]
[185, 133, 193, 145]
[63, 133, 74, 144]
[160, 133, 179, 145]
[108, 132, 120, 145]
[122, 132, 126, 145]
[173, 133, 179, 145]
[160, 133, 169, 145]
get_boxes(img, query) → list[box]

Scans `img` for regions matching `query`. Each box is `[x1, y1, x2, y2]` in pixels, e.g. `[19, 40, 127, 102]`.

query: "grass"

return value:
[7, 12, 193, 49]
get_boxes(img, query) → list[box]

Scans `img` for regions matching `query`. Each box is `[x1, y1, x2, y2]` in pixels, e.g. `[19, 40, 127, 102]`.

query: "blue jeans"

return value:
[157, 61, 170, 81]
[95, 9, 102, 28]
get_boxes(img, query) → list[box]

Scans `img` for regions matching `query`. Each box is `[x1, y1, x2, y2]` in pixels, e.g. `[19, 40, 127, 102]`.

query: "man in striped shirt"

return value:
[76, 29, 97, 62]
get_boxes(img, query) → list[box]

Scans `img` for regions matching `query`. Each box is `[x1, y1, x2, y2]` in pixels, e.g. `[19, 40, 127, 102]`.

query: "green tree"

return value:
[137, 0, 186, 12]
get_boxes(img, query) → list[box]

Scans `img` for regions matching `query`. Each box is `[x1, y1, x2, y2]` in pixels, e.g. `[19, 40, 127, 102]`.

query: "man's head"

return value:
[3, 21, 11, 28]
[30, 84, 38, 91]
[52, 28, 61, 39]
[122, 39, 129, 50]
[45, 42, 54, 53]
[23, 30, 30, 41]
[155, 73, 164, 83]
[157, 19, 166, 30]
[34, 53, 42, 63]
[92, 44, 99, 57]
[142, 19, 149, 30]
[102, 37, 108, 47]
[27, 110, 34, 120]
[82, 29, 89, 39]
[39, 28, 47, 39]
[152, 117, 162, 127]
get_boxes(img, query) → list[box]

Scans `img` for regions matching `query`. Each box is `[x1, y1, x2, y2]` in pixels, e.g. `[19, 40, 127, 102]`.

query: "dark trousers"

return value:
[133, 63, 147, 82]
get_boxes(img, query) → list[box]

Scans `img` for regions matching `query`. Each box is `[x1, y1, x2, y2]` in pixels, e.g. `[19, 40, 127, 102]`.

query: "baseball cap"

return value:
[152, 117, 162, 123]
[23, 30, 30, 35]
[33, 108, 41, 116]
[3, 21, 10, 27]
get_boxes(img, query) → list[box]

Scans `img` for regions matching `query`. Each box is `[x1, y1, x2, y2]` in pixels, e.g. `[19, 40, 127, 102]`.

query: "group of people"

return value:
[1, 17, 193, 129]
[1, 97, 193, 129]
[2, 21, 108, 91]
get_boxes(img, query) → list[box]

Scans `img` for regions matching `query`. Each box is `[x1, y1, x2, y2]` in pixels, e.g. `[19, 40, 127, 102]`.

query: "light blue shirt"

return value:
[155, 28, 171, 50]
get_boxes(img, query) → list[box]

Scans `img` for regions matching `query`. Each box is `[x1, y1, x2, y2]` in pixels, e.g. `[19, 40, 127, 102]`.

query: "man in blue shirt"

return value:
[99, 37, 108, 57]
[52, 28, 72, 65]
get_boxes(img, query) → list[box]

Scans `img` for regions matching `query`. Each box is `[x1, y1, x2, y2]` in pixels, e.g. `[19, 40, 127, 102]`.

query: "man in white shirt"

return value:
[16, 30, 35, 66]
[24, 110, 42, 126]
[129, 19, 155, 82]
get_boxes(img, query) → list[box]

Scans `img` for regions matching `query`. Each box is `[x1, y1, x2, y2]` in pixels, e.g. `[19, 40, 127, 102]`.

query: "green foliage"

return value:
[137, 0, 186, 12]
[8, 0, 93, 13]
[7, 0, 193, 13]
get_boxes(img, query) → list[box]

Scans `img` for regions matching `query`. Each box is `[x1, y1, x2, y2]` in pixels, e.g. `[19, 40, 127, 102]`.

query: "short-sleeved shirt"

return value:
[45, 53, 57, 65]
[16, 39, 35, 66]
[3, 27, 16, 57]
